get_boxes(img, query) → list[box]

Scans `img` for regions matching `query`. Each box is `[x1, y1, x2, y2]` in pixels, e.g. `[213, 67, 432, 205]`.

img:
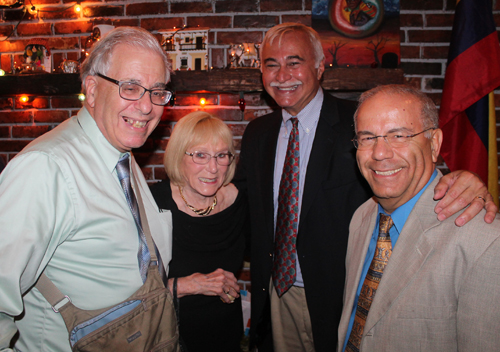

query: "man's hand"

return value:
[434, 170, 498, 226]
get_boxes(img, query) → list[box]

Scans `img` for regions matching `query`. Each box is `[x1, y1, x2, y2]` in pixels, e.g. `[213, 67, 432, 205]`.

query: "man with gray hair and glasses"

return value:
[0, 27, 175, 351]
[338, 84, 500, 352]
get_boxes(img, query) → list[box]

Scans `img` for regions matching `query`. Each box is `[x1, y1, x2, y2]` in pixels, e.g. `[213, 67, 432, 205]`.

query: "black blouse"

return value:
[150, 179, 248, 352]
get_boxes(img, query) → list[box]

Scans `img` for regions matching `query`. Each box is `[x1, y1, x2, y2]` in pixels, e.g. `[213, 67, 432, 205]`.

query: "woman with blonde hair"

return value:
[150, 111, 248, 351]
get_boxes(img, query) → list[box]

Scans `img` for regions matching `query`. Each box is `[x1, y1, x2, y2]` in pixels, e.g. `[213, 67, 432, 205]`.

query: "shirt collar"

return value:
[77, 107, 125, 173]
[379, 169, 438, 234]
[282, 87, 323, 133]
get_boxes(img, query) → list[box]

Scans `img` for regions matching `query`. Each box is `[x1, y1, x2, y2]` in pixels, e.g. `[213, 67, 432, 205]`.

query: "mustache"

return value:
[269, 81, 303, 88]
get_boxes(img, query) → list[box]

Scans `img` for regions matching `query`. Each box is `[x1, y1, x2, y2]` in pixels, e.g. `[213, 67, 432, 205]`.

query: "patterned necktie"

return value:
[116, 154, 151, 283]
[273, 117, 300, 297]
[345, 214, 393, 352]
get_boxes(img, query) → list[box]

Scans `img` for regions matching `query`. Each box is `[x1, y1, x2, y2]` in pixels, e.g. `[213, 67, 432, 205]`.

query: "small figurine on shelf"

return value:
[229, 44, 244, 68]
[22, 38, 51, 73]
[60, 60, 80, 74]
[228, 43, 260, 68]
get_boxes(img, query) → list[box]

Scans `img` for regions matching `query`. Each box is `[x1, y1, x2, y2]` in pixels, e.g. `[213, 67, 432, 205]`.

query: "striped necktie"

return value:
[116, 154, 151, 283]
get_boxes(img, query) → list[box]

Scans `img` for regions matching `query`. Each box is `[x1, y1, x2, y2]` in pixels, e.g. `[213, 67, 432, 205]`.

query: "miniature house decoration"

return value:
[160, 27, 209, 71]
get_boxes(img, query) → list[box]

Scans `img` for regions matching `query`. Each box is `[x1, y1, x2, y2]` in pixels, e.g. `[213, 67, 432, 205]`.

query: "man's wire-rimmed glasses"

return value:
[185, 151, 235, 166]
[97, 73, 173, 106]
[352, 127, 437, 150]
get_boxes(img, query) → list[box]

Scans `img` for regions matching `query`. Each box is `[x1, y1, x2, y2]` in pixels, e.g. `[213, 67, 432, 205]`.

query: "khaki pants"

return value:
[270, 281, 315, 352]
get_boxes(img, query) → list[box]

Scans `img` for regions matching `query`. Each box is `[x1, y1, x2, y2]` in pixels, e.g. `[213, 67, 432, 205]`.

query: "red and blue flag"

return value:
[439, 0, 500, 201]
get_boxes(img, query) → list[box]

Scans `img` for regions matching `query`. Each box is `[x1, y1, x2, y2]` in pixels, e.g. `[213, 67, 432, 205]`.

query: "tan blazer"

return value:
[338, 172, 500, 352]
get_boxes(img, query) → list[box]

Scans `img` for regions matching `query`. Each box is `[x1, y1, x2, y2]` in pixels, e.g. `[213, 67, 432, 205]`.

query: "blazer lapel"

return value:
[301, 93, 340, 221]
[262, 112, 283, 240]
[342, 202, 378, 313]
[364, 176, 442, 334]
[338, 201, 378, 350]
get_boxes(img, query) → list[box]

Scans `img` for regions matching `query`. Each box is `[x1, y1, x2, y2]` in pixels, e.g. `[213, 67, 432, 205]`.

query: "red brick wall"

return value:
[1, 0, 499, 171]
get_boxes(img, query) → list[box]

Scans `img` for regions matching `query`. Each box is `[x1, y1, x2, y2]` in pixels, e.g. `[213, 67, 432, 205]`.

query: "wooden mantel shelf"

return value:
[0, 68, 404, 96]
[171, 68, 404, 92]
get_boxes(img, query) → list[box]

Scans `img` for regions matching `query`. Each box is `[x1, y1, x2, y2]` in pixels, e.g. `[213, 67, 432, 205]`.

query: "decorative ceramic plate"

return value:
[329, 0, 385, 38]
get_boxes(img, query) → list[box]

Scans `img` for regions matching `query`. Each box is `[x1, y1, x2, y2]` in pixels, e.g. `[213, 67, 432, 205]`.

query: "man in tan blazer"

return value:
[338, 84, 500, 352]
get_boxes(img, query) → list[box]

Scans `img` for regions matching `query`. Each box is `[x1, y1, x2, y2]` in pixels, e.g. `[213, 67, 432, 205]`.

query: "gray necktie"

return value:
[116, 154, 150, 282]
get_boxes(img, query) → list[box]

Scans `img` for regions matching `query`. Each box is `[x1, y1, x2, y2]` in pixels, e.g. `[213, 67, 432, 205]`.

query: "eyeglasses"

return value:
[352, 128, 436, 150]
[185, 151, 235, 166]
[97, 73, 173, 106]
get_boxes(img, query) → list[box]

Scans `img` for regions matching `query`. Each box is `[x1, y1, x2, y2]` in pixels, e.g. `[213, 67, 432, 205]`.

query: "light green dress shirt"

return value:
[0, 107, 173, 352]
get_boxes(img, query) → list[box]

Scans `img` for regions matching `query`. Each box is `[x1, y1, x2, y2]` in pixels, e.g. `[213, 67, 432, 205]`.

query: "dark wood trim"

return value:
[0, 68, 404, 96]
[0, 73, 82, 96]
[169, 68, 404, 92]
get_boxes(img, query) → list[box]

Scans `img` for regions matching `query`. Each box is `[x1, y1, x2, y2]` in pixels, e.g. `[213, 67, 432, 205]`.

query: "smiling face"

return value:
[84, 44, 166, 152]
[355, 92, 442, 213]
[181, 140, 230, 201]
[261, 31, 325, 117]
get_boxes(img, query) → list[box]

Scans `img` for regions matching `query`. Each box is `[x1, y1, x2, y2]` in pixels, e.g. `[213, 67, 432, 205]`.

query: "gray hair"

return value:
[260, 22, 325, 68]
[80, 27, 171, 91]
[354, 84, 439, 136]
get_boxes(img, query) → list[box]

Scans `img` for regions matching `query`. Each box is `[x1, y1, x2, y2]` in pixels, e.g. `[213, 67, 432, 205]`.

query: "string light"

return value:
[199, 98, 206, 106]
[74, 1, 81, 13]
[238, 98, 246, 111]
[28, 5, 37, 15]
[238, 92, 246, 112]
[19, 95, 29, 103]
[78, 93, 86, 101]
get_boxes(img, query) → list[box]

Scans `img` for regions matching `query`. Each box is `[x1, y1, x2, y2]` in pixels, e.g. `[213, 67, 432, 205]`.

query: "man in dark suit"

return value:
[235, 22, 497, 351]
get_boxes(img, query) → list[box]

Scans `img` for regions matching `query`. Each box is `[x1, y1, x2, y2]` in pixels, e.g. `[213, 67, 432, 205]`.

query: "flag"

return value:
[439, 0, 500, 205]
